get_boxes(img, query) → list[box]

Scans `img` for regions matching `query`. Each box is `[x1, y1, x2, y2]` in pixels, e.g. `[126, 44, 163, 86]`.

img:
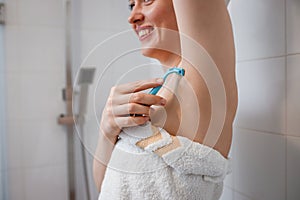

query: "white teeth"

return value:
[138, 28, 152, 38]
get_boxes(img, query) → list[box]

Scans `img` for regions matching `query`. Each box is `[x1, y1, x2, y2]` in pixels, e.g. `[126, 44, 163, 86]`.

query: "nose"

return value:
[127, 6, 144, 25]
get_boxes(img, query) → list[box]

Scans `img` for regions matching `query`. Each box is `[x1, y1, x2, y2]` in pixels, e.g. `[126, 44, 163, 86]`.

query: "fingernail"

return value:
[156, 78, 164, 83]
[160, 99, 167, 106]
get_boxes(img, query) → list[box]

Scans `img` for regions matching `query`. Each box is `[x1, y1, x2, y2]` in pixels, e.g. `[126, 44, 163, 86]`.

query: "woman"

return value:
[94, 0, 237, 199]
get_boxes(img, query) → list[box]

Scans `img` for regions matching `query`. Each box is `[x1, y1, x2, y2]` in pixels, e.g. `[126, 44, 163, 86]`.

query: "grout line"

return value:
[237, 55, 286, 63]
[226, 186, 256, 200]
[286, 53, 300, 56]
[234, 126, 286, 136]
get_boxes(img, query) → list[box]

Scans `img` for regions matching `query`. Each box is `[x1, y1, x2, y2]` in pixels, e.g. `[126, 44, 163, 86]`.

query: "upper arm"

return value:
[172, 0, 237, 153]
[172, 0, 234, 69]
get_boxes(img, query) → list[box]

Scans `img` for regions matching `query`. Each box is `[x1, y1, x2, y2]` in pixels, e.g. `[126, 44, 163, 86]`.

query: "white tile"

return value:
[224, 127, 238, 189]
[4, 26, 21, 73]
[287, 136, 300, 200]
[79, 30, 114, 65]
[4, 0, 18, 26]
[7, 169, 25, 200]
[78, 0, 111, 30]
[235, 58, 286, 134]
[287, 0, 300, 54]
[21, 119, 67, 168]
[233, 128, 286, 200]
[5, 120, 23, 169]
[110, 0, 134, 32]
[18, 27, 64, 73]
[228, 0, 285, 60]
[20, 72, 65, 120]
[234, 192, 253, 200]
[23, 165, 68, 200]
[219, 186, 234, 200]
[5, 73, 23, 120]
[17, 0, 64, 28]
[287, 55, 300, 137]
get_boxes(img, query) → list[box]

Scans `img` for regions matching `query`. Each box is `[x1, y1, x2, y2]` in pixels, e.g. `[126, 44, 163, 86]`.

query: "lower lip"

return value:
[139, 29, 154, 41]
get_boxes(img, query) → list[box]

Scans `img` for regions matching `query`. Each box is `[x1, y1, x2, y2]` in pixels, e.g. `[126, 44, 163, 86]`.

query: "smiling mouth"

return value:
[137, 27, 155, 41]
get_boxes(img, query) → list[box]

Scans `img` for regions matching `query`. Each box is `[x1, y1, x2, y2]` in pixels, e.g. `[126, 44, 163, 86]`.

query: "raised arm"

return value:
[168, 0, 237, 156]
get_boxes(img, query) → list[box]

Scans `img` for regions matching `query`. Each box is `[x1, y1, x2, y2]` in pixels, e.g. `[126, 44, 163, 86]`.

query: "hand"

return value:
[100, 78, 167, 140]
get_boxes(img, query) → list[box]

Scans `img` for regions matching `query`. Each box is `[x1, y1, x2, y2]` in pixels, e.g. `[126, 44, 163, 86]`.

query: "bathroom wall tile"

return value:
[77, 0, 111, 30]
[21, 119, 67, 168]
[17, 0, 64, 28]
[233, 128, 286, 200]
[223, 127, 238, 189]
[229, 0, 285, 60]
[18, 26, 65, 73]
[78, 30, 114, 66]
[6, 169, 25, 200]
[287, 55, 300, 137]
[219, 186, 234, 200]
[234, 192, 253, 200]
[287, 136, 300, 200]
[4, 26, 21, 73]
[23, 165, 68, 200]
[20, 72, 65, 120]
[235, 57, 286, 134]
[110, 33, 152, 82]
[287, 0, 300, 54]
[5, 73, 23, 120]
[4, 0, 18, 26]
[5, 120, 23, 170]
[110, 0, 133, 32]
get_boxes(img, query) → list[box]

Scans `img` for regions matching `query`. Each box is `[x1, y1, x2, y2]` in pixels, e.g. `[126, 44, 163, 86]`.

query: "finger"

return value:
[116, 92, 167, 106]
[112, 103, 150, 116]
[115, 116, 150, 128]
[116, 78, 164, 94]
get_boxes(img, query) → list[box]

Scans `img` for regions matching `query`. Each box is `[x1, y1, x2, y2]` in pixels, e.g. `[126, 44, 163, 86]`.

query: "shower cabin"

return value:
[0, 0, 154, 199]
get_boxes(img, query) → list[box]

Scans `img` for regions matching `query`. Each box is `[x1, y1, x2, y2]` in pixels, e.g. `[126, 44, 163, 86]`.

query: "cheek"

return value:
[152, 8, 177, 30]
[145, 4, 176, 28]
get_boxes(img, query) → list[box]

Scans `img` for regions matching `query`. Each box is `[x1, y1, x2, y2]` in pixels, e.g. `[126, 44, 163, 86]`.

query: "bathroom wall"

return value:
[2, 0, 300, 200]
[3, 0, 152, 200]
[0, 0, 8, 198]
[219, 0, 300, 200]
[3, 0, 70, 199]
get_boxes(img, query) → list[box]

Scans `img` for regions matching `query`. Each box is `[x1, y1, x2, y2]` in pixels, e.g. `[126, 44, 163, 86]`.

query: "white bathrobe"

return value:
[98, 122, 231, 200]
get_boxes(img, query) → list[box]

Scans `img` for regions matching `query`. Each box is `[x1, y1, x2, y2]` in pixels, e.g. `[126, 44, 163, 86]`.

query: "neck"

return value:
[158, 53, 182, 70]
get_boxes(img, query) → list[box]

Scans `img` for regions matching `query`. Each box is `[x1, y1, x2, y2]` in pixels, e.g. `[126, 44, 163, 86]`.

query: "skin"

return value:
[93, 0, 238, 192]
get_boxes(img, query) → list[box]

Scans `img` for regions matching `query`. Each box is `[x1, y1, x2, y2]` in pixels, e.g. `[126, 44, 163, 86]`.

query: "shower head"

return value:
[75, 67, 96, 119]
[78, 67, 96, 85]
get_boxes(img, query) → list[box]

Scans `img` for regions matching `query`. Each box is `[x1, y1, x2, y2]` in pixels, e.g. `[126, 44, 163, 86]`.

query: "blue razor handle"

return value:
[149, 67, 185, 95]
